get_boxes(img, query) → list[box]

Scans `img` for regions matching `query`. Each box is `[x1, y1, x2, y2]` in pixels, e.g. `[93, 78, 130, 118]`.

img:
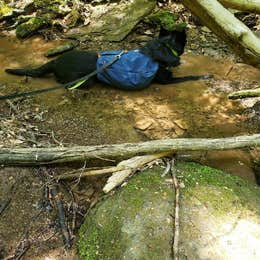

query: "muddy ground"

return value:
[0, 25, 260, 259]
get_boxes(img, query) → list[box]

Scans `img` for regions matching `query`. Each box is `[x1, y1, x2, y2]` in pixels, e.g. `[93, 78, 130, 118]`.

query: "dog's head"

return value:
[141, 29, 187, 67]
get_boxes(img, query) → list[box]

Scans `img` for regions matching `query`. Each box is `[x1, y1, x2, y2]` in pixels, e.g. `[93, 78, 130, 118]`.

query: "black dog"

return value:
[5, 29, 211, 90]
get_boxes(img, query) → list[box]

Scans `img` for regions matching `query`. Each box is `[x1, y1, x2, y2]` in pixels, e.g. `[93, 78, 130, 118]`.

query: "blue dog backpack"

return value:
[96, 50, 159, 90]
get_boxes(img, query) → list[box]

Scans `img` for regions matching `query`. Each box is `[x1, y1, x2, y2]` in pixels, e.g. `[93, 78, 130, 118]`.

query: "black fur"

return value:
[5, 30, 211, 89]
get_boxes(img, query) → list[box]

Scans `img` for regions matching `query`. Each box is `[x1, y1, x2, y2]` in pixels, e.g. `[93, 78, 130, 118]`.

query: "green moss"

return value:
[16, 16, 49, 38]
[177, 162, 260, 215]
[78, 168, 174, 259]
[78, 228, 99, 260]
[65, 9, 82, 28]
[33, 0, 65, 14]
[78, 163, 260, 259]
[148, 10, 186, 31]
[78, 199, 125, 259]
[0, 1, 12, 18]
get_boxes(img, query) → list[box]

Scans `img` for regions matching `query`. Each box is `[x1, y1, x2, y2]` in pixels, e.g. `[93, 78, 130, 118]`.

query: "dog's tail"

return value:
[5, 61, 54, 77]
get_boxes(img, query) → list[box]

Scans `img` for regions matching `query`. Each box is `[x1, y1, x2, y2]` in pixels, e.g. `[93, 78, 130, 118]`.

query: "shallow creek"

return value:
[0, 36, 260, 183]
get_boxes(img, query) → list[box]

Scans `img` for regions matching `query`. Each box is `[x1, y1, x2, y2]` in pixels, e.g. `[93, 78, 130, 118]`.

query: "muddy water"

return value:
[0, 36, 259, 182]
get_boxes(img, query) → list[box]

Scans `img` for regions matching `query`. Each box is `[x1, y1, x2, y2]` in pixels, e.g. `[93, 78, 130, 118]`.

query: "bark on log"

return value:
[181, 0, 260, 67]
[219, 0, 260, 14]
[228, 87, 260, 99]
[0, 134, 259, 166]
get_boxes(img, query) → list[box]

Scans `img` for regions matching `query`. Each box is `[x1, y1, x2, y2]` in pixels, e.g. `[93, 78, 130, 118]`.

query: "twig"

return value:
[228, 87, 260, 99]
[49, 183, 71, 249]
[103, 152, 172, 193]
[225, 65, 233, 78]
[51, 131, 64, 146]
[162, 158, 171, 177]
[171, 158, 180, 260]
[0, 183, 16, 216]
[60, 180, 77, 233]
[4, 211, 43, 260]
[0, 91, 18, 113]
[1, 134, 259, 165]
[0, 198, 11, 215]
[55, 165, 121, 180]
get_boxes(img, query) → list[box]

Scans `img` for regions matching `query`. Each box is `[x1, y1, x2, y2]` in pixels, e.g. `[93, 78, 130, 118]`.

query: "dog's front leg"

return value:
[155, 67, 213, 84]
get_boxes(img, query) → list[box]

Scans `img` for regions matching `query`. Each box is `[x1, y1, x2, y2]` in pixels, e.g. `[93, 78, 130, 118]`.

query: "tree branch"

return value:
[0, 134, 259, 166]
[228, 87, 260, 99]
[181, 0, 260, 67]
[219, 0, 260, 14]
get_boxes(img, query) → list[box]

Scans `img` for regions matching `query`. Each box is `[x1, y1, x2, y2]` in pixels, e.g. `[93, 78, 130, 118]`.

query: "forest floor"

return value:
[0, 3, 260, 259]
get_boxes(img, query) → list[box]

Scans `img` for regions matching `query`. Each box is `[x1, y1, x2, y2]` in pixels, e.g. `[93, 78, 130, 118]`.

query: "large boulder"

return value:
[78, 163, 260, 259]
[78, 167, 174, 259]
[178, 163, 260, 259]
[66, 0, 157, 42]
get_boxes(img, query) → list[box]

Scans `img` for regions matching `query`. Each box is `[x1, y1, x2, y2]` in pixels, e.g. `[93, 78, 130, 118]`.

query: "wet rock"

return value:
[63, 8, 82, 28]
[28, 0, 68, 16]
[78, 167, 175, 259]
[66, 0, 156, 42]
[44, 40, 79, 57]
[16, 16, 49, 38]
[78, 163, 260, 259]
[134, 118, 153, 131]
[148, 10, 186, 31]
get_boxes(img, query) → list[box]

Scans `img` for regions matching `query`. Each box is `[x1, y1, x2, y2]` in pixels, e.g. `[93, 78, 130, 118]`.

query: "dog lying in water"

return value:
[5, 29, 212, 91]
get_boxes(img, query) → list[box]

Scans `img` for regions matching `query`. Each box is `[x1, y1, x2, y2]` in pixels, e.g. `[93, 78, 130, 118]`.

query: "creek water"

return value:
[0, 36, 259, 183]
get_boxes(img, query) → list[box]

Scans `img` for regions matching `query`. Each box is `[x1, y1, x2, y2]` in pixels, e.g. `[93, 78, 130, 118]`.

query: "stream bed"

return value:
[0, 35, 259, 258]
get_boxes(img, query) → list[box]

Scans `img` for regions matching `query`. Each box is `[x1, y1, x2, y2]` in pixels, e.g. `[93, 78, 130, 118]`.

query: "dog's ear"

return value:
[166, 30, 187, 56]
[159, 27, 172, 38]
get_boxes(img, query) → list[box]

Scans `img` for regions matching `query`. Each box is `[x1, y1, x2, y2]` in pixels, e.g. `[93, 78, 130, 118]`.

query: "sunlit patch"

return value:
[124, 96, 186, 139]
[217, 220, 260, 259]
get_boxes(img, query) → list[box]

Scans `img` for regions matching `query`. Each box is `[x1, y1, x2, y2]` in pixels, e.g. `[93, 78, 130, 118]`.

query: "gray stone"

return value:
[66, 0, 156, 42]
[78, 163, 260, 259]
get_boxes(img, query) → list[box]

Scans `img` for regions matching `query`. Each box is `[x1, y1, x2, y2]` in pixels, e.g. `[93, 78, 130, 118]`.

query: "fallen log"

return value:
[219, 0, 260, 14]
[228, 87, 260, 99]
[181, 0, 260, 67]
[0, 134, 260, 166]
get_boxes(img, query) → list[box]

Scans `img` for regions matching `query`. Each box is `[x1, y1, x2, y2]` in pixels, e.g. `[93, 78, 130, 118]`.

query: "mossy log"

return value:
[0, 134, 260, 166]
[181, 0, 260, 67]
[228, 88, 260, 99]
[219, 0, 260, 14]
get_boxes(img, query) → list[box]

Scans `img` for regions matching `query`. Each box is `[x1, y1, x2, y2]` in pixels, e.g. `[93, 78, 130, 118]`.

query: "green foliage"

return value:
[177, 162, 260, 215]
[148, 10, 187, 31]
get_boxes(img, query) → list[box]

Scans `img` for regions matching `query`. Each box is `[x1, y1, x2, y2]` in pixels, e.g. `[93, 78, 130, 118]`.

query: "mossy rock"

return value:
[0, 0, 13, 20]
[16, 16, 49, 38]
[64, 9, 82, 28]
[78, 168, 175, 259]
[148, 10, 186, 31]
[177, 162, 260, 259]
[32, 0, 66, 15]
[78, 163, 260, 259]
